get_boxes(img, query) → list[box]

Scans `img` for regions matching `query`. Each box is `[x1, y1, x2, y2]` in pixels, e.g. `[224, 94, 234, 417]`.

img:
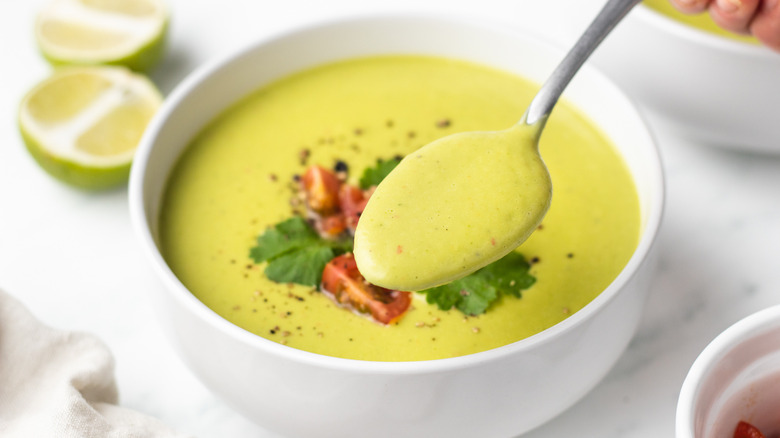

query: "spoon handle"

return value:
[523, 0, 643, 127]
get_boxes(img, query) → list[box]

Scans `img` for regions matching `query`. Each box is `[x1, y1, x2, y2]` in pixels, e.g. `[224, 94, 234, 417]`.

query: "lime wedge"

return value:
[18, 66, 162, 190]
[35, 0, 169, 72]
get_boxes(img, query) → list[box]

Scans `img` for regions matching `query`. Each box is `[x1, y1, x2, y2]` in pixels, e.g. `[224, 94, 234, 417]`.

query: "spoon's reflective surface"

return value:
[354, 0, 643, 291]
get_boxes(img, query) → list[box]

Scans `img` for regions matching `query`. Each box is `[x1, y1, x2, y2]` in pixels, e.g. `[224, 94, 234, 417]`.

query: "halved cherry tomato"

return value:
[301, 165, 341, 215]
[321, 254, 411, 324]
[734, 421, 766, 438]
[338, 184, 369, 233]
[316, 214, 347, 238]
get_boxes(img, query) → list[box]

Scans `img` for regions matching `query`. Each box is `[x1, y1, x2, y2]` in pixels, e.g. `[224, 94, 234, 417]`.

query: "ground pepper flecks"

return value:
[334, 160, 348, 173]
[299, 148, 311, 165]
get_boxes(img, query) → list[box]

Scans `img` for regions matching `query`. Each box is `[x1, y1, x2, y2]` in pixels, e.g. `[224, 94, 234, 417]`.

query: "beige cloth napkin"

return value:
[0, 288, 190, 437]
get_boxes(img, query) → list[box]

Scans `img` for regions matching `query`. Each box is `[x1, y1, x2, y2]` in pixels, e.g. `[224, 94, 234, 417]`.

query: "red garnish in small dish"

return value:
[734, 421, 766, 438]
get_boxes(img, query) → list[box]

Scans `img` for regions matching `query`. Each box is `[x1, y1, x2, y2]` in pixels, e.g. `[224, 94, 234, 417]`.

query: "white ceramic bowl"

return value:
[588, 4, 780, 153]
[129, 15, 664, 438]
[677, 305, 780, 438]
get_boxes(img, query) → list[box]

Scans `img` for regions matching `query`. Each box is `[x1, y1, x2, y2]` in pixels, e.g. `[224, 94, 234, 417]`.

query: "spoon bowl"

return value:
[354, 124, 550, 291]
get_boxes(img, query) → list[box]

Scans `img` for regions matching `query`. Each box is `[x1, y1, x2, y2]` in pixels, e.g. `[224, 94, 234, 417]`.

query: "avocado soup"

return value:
[159, 55, 640, 361]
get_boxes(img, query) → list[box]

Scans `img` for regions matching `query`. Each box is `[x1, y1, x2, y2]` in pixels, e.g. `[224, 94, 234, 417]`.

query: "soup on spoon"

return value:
[354, 124, 550, 291]
[354, 0, 642, 291]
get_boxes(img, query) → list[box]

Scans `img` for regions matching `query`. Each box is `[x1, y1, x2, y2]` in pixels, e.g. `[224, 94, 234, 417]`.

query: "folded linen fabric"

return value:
[0, 288, 189, 438]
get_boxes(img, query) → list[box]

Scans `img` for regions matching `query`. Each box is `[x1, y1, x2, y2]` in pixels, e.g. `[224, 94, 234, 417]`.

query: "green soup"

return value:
[643, 0, 759, 44]
[160, 55, 640, 361]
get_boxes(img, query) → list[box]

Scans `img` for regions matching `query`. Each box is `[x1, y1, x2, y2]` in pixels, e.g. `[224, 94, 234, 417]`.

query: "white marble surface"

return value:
[2, 0, 780, 437]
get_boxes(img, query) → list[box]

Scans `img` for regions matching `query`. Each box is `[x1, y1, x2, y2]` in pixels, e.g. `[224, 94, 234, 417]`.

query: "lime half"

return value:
[35, 0, 169, 72]
[18, 66, 162, 190]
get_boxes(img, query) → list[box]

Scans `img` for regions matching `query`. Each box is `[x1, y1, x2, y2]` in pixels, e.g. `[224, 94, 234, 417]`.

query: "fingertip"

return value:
[670, 0, 714, 13]
[750, 1, 780, 51]
[710, 0, 761, 34]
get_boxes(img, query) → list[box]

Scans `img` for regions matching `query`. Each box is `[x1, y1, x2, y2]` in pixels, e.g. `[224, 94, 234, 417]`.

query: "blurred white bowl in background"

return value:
[586, 4, 780, 153]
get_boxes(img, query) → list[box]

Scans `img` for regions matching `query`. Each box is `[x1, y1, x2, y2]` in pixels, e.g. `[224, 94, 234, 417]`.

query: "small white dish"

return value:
[129, 14, 664, 438]
[677, 305, 780, 437]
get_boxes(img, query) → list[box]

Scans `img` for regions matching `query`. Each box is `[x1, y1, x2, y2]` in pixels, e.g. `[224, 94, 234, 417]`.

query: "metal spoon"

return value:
[523, 0, 643, 130]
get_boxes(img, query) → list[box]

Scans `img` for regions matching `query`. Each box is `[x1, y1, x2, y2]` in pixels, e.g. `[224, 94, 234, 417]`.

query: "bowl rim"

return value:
[634, 3, 773, 58]
[675, 304, 780, 437]
[129, 12, 665, 375]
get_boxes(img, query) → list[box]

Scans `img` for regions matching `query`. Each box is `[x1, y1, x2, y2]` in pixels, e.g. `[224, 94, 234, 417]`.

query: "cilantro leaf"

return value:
[423, 275, 498, 316]
[418, 252, 536, 315]
[478, 252, 535, 298]
[249, 217, 321, 262]
[359, 157, 402, 189]
[264, 246, 335, 286]
[249, 217, 350, 287]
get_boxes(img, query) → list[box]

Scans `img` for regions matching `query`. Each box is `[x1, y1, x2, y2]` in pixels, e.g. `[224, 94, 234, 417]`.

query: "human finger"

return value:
[709, 0, 762, 34]
[750, 0, 780, 52]
[668, 0, 714, 14]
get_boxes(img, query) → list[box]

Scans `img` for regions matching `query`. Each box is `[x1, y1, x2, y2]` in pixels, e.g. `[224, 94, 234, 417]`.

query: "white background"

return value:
[2, 0, 780, 437]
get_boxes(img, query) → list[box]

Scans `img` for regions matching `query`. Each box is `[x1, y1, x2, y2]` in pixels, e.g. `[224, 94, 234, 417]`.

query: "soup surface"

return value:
[643, 0, 758, 44]
[160, 55, 640, 361]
